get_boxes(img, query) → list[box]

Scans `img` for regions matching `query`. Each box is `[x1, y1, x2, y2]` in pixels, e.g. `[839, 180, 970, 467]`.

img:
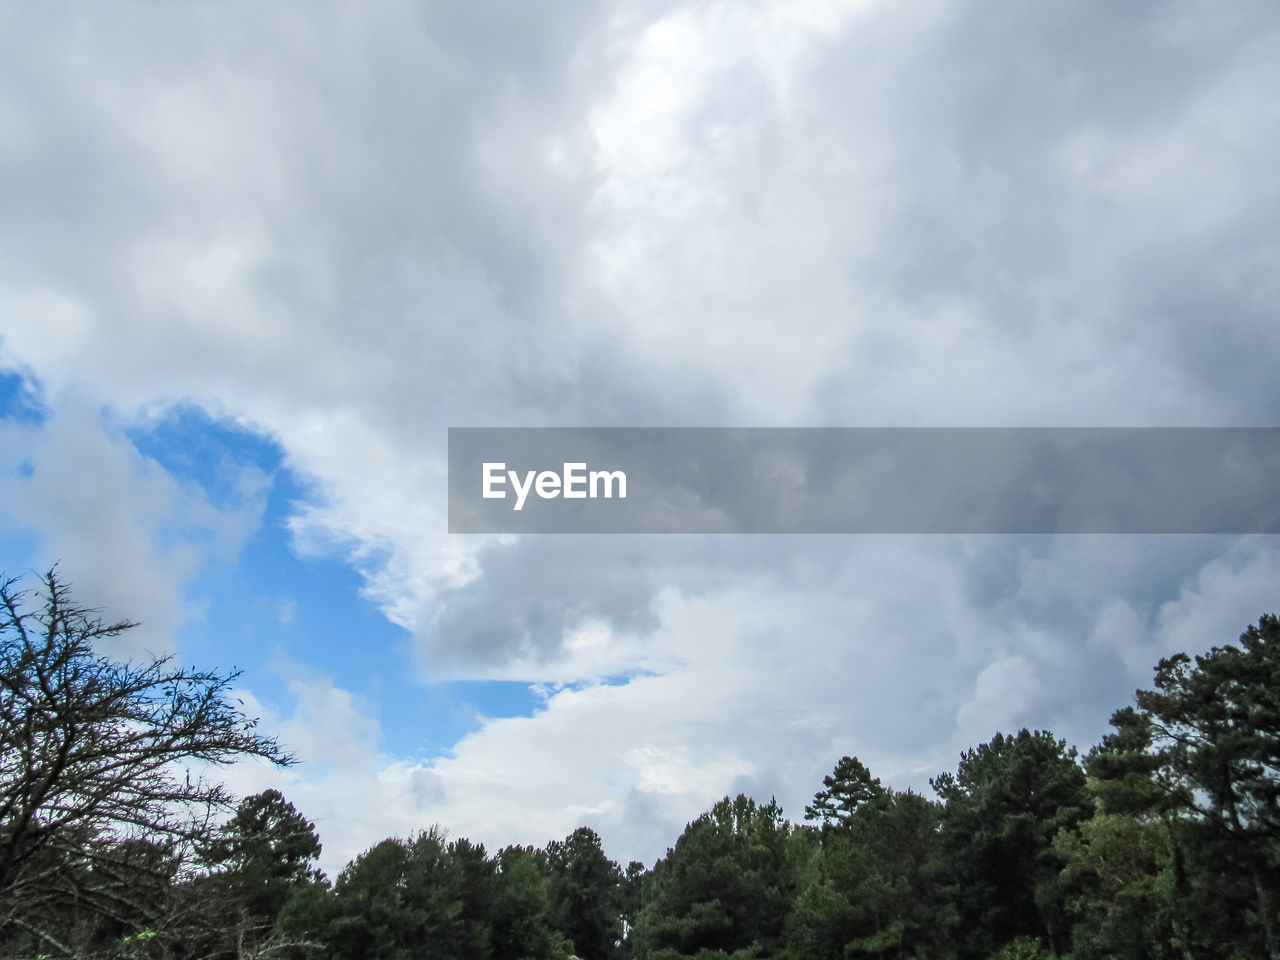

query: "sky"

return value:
[1, 0, 1279, 879]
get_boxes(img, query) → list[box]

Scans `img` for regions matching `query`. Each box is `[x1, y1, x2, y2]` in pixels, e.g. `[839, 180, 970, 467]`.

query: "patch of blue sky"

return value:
[127, 405, 540, 761]
[0, 531, 42, 580]
[126, 410, 401, 705]
[532, 672, 650, 699]
[395, 680, 545, 759]
[125, 405, 285, 511]
[0, 394, 542, 764]
[0, 370, 48, 424]
[0, 371, 47, 578]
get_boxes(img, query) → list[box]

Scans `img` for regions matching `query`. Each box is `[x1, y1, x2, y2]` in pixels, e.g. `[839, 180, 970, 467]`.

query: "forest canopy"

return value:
[2, 570, 1277, 959]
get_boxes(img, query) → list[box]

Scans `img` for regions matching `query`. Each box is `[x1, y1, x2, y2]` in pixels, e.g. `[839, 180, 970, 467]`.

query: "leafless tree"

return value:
[0, 569, 293, 956]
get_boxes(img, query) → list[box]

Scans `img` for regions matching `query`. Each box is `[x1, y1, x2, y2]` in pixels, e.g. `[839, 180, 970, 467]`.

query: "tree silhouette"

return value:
[0, 569, 292, 954]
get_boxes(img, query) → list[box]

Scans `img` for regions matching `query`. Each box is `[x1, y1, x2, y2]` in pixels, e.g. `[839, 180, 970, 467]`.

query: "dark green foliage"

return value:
[285, 829, 571, 960]
[202, 789, 324, 887]
[632, 795, 796, 960]
[274, 877, 338, 958]
[932, 729, 1090, 958]
[803, 756, 884, 826]
[1080, 707, 1166, 818]
[322, 828, 494, 959]
[1081, 614, 1280, 959]
[984, 937, 1054, 960]
[620, 859, 647, 956]
[490, 845, 572, 960]
[1053, 811, 1186, 960]
[194, 788, 325, 954]
[177, 791, 324, 959]
[788, 764, 955, 960]
[546, 826, 626, 959]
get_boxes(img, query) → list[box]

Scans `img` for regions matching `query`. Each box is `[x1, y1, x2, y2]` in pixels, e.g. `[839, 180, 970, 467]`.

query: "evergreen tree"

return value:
[633, 794, 795, 960]
[789, 758, 954, 959]
[1084, 614, 1280, 958]
[804, 756, 885, 827]
[325, 829, 481, 959]
[546, 826, 625, 959]
[619, 859, 648, 957]
[1053, 810, 1186, 960]
[194, 789, 324, 958]
[490, 845, 572, 960]
[932, 729, 1089, 958]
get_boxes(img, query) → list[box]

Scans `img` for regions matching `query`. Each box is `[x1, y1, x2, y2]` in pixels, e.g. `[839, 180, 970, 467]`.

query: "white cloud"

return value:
[955, 656, 1043, 743]
[5, 1, 1278, 651]
[0, 395, 267, 656]
[1153, 537, 1280, 665]
[2, 0, 1279, 880]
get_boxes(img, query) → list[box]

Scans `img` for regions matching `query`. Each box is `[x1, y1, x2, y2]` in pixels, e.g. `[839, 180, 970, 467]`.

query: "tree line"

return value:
[3, 570, 1278, 958]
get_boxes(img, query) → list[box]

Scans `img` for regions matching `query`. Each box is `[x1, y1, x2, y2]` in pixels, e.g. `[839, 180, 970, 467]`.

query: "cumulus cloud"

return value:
[0, 395, 268, 655]
[222, 535, 1280, 876]
[2, 0, 1279, 873]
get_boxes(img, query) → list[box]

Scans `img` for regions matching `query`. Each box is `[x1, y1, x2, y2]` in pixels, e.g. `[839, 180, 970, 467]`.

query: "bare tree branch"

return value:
[0, 569, 294, 955]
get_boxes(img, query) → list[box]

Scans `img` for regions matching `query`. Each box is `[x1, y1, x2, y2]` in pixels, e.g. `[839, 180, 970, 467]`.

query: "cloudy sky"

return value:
[2, 0, 1279, 878]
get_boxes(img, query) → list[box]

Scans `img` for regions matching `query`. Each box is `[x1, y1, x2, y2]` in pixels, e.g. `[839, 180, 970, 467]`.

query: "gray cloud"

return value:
[2, 0, 1279, 867]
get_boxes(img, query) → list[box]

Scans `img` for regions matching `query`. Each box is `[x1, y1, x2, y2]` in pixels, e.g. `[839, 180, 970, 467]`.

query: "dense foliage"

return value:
[4, 571, 1279, 958]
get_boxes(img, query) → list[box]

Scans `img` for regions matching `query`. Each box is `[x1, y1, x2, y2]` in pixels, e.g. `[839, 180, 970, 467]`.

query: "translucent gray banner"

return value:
[447, 428, 1280, 534]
